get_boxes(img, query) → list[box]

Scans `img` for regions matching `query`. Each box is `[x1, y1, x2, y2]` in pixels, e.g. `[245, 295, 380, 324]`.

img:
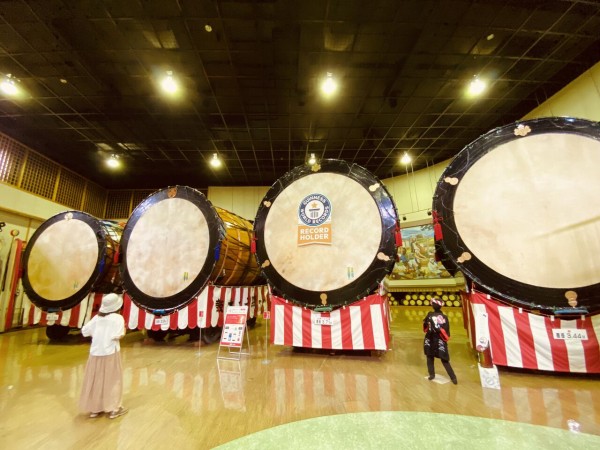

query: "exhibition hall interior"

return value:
[1, 1, 600, 448]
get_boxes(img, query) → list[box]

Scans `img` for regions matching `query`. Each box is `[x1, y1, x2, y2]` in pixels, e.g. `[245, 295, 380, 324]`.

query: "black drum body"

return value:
[433, 117, 600, 315]
[254, 159, 398, 309]
[22, 211, 122, 311]
[120, 185, 262, 316]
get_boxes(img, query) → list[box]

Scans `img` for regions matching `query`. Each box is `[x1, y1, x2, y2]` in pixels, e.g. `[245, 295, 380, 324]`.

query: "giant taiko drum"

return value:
[119, 185, 262, 315]
[253, 159, 398, 308]
[22, 211, 122, 311]
[433, 117, 600, 315]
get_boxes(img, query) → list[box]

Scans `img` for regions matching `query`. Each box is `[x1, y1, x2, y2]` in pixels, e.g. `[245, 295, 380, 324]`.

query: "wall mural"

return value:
[388, 224, 452, 280]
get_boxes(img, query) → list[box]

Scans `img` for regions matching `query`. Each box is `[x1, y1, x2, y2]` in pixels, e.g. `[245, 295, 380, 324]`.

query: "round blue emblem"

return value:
[298, 194, 332, 226]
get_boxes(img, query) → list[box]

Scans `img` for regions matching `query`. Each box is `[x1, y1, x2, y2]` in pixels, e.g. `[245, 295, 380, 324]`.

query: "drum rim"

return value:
[120, 185, 223, 316]
[433, 117, 600, 315]
[254, 159, 398, 308]
[22, 210, 108, 311]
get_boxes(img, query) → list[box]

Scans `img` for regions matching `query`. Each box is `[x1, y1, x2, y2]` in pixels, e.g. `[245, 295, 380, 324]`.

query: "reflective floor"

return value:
[0, 307, 599, 449]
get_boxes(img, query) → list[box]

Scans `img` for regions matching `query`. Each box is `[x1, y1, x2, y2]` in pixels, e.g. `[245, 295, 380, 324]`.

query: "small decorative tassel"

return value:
[432, 210, 443, 241]
[250, 234, 257, 254]
[113, 248, 120, 264]
[395, 223, 402, 247]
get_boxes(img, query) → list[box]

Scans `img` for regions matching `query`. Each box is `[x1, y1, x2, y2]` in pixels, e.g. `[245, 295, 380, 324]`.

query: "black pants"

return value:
[427, 356, 456, 381]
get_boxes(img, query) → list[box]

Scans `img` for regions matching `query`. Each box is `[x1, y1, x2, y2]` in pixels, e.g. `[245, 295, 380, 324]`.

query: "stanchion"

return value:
[196, 311, 205, 356]
[262, 310, 271, 365]
[196, 327, 202, 356]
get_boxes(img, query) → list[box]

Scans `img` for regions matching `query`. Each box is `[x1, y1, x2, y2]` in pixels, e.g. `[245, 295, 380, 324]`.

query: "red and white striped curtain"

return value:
[270, 294, 391, 351]
[464, 291, 600, 373]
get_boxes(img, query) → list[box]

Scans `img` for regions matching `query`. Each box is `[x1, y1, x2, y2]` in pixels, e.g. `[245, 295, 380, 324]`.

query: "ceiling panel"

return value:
[0, 0, 598, 190]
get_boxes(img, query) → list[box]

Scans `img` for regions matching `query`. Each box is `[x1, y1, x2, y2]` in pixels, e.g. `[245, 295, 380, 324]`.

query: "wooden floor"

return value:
[0, 306, 599, 449]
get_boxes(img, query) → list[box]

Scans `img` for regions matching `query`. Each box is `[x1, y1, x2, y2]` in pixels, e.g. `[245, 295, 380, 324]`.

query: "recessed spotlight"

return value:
[210, 153, 222, 168]
[321, 73, 338, 97]
[106, 154, 120, 168]
[161, 71, 178, 94]
[1, 74, 18, 96]
[486, 33, 495, 41]
[204, 24, 213, 32]
[468, 77, 487, 96]
[400, 152, 411, 165]
[60, 78, 68, 84]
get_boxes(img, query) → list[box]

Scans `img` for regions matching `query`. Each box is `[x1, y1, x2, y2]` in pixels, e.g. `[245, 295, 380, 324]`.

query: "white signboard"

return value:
[552, 328, 588, 341]
[220, 306, 248, 348]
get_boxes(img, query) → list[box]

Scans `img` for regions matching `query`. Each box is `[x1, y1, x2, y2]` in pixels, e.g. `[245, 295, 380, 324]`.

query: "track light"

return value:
[210, 153, 222, 168]
[400, 152, 412, 165]
[308, 153, 317, 165]
[106, 154, 120, 168]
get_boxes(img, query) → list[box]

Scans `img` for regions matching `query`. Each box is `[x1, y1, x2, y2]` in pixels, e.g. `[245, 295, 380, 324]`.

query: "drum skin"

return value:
[433, 117, 600, 315]
[254, 159, 398, 308]
[21, 211, 122, 311]
[119, 186, 261, 315]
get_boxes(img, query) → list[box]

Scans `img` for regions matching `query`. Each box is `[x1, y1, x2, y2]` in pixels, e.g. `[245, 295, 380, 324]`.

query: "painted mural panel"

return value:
[389, 224, 452, 280]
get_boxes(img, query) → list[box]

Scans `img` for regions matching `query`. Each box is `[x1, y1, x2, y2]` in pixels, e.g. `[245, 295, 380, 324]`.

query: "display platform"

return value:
[270, 293, 390, 351]
[463, 290, 600, 374]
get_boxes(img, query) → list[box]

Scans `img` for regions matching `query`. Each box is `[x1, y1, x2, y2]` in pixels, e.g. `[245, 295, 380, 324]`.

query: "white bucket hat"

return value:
[99, 293, 123, 313]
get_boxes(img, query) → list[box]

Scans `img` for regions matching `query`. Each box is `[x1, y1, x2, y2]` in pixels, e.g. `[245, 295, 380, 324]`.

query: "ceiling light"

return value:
[321, 72, 337, 97]
[210, 153, 222, 168]
[161, 71, 178, 94]
[308, 153, 317, 165]
[468, 77, 487, 96]
[1, 74, 18, 96]
[204, 24, 212, 32]
[400, 152, 412, 165]
[106, 154, 120, 168]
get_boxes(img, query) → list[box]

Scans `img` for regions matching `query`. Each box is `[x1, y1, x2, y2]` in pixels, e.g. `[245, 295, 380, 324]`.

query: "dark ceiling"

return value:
[1, 0, 599, 190]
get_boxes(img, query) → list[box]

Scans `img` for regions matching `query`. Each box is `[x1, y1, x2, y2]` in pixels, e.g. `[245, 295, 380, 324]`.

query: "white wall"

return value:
[523, 61, 600, 121]
[382, 160, 450, 225]
[207, 186, 270, 221]
[1, 182, 70, 271]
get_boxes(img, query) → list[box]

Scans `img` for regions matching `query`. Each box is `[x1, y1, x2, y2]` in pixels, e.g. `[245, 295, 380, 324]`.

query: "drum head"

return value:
[22, 211, 107, 311]
[433, 117, 600, 314]
[254, 159, 398, 307]
[120, 186, 222, 315]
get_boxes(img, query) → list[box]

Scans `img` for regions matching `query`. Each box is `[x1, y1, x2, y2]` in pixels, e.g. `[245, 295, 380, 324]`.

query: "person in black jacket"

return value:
[423, 297, 457, 384]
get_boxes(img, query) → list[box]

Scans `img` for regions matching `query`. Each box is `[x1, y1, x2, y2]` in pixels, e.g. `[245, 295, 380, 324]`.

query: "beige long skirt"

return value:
[79, 352, 123, 414]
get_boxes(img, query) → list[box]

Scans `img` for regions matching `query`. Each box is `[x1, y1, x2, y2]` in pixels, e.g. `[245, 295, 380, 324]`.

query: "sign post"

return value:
[217, 305, 250, 361]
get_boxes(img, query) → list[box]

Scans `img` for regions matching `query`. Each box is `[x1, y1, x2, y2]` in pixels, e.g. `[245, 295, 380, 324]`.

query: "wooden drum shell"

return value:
[120, 186, 261, 315]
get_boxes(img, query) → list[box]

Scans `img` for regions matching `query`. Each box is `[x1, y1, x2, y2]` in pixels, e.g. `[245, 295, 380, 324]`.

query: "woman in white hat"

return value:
[79, 293, 128, 418]
[423, 297, 457, 384]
